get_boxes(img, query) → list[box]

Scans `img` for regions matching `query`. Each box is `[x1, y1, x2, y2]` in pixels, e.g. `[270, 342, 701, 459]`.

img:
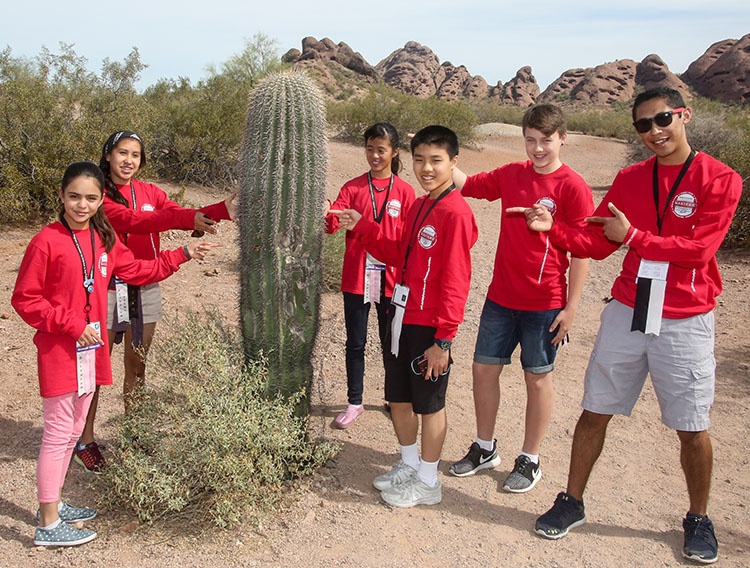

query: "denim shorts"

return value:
[473, 298, 561, 374]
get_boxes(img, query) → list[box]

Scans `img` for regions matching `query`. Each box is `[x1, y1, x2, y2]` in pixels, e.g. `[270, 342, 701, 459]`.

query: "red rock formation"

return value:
[635, 54, 691, 99]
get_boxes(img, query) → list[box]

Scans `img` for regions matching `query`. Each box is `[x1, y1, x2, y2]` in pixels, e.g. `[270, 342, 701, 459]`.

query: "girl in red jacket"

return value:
[11, 161, 218, 547]
[325, 123, 415, 428]
[74, 131, 237, 472]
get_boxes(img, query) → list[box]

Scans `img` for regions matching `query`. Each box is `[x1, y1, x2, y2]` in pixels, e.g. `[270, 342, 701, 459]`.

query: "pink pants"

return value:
[38, 391, 93, 503]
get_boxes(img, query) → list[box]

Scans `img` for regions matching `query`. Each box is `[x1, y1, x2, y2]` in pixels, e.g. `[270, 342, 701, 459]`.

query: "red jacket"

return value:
[325, 173, 415, 296]
[463, 162, 593, 310]
[549, 152, 742, 318]
[353, 189, 478, 340]
[104, 179, 230, 260]
[12, 222, 189, 397]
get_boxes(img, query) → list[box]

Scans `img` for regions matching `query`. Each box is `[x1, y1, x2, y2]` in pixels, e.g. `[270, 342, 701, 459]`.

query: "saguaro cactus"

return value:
[238, 71, 328, 403]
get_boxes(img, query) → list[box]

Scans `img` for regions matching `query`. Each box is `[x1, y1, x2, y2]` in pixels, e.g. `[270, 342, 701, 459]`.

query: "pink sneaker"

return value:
[333, 404, 363, 429]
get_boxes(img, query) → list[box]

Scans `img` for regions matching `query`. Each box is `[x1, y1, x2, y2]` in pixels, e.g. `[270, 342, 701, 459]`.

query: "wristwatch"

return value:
[434, 338, 452, 350]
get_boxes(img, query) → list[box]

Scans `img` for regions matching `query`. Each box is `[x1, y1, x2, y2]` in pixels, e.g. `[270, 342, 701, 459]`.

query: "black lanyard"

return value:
[60, 218, 96, 323]
[401, 185, 454, 282]
[652, 149, 696, 235]
[367, 172, 394, 224]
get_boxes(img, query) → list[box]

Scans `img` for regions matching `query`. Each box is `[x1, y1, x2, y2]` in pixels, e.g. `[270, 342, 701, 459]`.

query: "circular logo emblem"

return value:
[418, 225, 437, 249]
[98, 252, 108, 278]
[538, 196, 557, 216]
[141, 204, 155, 212]
[672, 192, 697, 218]
[387, 199, 402, 218]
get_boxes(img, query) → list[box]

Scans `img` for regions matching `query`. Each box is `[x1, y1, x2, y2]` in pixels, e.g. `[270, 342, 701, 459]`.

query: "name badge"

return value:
[76, 321, 101, 396]
[637, 259, 669, 281]
[363, 253, 386, 304]
[391, 283, 410, 308]
[115, 277, 130, 323]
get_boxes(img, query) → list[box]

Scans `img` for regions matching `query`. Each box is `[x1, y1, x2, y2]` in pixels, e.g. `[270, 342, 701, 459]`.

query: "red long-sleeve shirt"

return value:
[325, 173, 415, 296]
[104, 179, 230, 260]
[12, 222, 189, 397]
[353, 189, 478, 340]
[548, 152, 742, 318]
[463, 162, 594, 310]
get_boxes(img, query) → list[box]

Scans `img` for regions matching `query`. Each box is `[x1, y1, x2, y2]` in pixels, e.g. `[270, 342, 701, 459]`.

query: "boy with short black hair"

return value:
[449, 103, 594, 493]
[334, 125, 478, 507]
[511, 86, 742, 564]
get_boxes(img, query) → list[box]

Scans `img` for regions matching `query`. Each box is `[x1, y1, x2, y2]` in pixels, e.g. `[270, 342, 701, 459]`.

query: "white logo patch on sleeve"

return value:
[98, 252, 108, 278]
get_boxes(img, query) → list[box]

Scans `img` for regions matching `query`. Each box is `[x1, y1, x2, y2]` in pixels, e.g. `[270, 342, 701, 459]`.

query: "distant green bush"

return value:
[99, 311, 337, 528]
[0, 44, 148, 223]
[0, 35, 284, 223]
[328, 84, 478, 145]
[565, 107, 635, 140]
[469, 101, 525, 126]
[144, 33, 286, 188]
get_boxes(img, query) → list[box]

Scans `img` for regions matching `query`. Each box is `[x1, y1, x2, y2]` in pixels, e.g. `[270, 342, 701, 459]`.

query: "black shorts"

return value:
[384, 324, 449, 415]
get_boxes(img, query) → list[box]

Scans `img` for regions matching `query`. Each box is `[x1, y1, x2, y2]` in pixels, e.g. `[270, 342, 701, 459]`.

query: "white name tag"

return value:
[363, 253, 386, 304]
[391, 283, 410, 308]
[115, 277, 130, 323]
[637, 259, 669, 281]
[76, 321, 101, 396]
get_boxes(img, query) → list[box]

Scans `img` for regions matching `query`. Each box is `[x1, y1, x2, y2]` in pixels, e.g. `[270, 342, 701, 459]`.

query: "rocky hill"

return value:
[282, 34, 750, 106]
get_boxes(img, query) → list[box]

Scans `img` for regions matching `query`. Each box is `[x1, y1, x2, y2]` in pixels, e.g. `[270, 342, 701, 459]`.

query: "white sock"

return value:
[520, 451, 539, 464]
[417, 458, 440, 487]
[41, 519, 61, 530]
[57, 502, 64, 512]
[475, 437, 495, 452]
[400, 443, 420, 470]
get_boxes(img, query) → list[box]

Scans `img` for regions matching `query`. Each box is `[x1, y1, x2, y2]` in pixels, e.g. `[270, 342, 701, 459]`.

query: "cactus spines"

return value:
[238, 71, 328, 403]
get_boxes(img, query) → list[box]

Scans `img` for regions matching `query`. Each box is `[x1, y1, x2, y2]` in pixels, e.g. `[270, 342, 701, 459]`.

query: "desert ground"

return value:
[1, 127, 749, 567]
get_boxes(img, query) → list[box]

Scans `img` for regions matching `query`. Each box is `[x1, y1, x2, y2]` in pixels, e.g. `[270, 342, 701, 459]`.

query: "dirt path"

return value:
[1, 132, 748, 567]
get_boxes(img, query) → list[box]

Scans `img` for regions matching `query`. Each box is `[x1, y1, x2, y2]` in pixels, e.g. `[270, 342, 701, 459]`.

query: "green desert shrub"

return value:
[328, 84, 478, 145]
[470, 101, 525, 126]
[565, 107, 634, 140]
[98, 311, 337, 527]
[144, 33, 285, 188]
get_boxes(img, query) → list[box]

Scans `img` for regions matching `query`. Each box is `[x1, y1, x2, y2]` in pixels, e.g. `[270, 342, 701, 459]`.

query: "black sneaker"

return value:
[502, 455, 542, 493]
[449, 440, 501, 477]
[535, 492, 586, 539]
[682, 513, 718, 564]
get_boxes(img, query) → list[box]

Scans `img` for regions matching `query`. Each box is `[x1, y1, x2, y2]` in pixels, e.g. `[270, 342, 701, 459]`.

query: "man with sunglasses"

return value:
[507, 86, 742, 564]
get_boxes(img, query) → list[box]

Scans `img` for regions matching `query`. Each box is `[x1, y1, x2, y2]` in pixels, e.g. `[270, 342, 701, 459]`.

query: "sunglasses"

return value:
[633, 107, 686, 133]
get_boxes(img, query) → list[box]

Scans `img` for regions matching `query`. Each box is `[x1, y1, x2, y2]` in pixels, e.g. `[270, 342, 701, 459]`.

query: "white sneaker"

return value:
[372, 460, 416, 491]
[381, 475, 442, 508]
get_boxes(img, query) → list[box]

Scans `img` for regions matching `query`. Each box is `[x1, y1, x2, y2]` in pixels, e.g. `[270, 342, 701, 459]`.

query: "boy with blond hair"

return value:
[449, 104, 594, 493]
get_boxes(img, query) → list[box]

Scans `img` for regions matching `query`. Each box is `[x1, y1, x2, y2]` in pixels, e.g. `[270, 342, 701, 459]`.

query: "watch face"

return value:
[436, 339, 451, 350]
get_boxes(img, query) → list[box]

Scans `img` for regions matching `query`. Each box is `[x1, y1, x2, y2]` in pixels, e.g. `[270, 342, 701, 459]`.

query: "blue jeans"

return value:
[473, 298, 562, 374]
[343, 292, 391, 405]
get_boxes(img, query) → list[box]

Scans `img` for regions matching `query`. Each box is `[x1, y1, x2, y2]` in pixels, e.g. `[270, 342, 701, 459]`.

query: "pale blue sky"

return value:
[3, 1, 748, 91]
